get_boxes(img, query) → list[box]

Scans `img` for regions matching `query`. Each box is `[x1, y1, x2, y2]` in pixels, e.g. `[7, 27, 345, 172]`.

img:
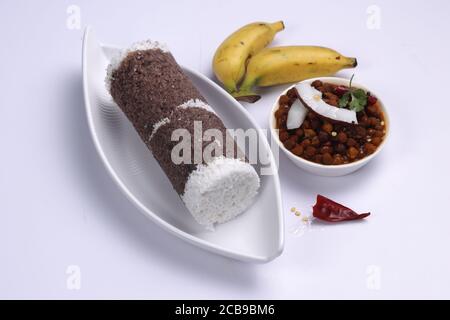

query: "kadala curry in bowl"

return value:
[270, 77, 389, 176]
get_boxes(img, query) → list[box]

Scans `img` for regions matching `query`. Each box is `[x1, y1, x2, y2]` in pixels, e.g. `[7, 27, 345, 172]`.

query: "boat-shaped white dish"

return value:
[82, 27, 284, 262]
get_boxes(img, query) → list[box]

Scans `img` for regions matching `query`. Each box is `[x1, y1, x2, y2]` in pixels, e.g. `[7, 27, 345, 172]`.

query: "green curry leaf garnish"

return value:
[338, 75, 367, 112]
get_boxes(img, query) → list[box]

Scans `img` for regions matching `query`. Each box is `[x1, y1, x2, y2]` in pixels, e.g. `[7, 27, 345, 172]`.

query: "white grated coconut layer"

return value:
[181, 157, 260, 230]
[149, 117, 170, 141]
[177, 99, 215, 113]
[106, 40, 169, 92]
[148, 99, 216, 143]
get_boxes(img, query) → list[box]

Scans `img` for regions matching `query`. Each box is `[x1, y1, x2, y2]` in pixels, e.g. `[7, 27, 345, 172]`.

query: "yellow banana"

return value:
[212, 21, 285, 93]
[233, 46, 357, 102]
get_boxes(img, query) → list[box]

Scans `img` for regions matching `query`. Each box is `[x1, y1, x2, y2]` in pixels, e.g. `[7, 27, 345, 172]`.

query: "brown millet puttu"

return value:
[106, 41, 260, 229]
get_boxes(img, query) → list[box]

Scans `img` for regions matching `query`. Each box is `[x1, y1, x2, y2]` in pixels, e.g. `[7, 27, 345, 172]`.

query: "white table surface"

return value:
[1, 0, 450, 299]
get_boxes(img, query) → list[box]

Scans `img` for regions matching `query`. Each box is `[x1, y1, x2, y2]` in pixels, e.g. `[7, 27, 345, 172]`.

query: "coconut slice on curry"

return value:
[286, 99, 308, 130]
[286, 81, 358, 129]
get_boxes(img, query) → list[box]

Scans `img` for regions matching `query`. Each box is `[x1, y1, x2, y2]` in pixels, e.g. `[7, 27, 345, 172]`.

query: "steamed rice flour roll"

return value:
[106, 41, 260, 229]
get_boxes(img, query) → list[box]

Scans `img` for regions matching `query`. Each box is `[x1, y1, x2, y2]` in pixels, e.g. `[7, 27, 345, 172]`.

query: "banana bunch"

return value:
[212, 21, 285, 93]
[212, 22, 357, 103]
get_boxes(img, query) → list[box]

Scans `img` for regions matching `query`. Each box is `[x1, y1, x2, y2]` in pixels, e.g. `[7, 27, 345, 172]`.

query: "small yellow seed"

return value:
[290, 207, 296, 213]
[295, 211, 301, 216]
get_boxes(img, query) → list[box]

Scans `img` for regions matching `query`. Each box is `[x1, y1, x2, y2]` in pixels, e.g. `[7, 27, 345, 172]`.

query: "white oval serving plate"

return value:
[82, 27, 284, 262]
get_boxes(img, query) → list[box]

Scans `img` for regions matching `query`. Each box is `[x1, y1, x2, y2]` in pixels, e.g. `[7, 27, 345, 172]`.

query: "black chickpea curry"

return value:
[274, 78, 386, 165]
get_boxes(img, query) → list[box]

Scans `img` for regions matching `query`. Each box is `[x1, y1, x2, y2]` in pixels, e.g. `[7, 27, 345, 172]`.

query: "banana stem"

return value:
[223, 82, 238, 94]
[347, 57, 358, 68]
[270, 21, 285, 32]
[231, 90, 261, 103]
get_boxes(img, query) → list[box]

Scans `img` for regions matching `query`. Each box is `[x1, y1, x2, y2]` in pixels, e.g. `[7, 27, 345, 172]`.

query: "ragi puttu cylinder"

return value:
[106, 41, 260, 229]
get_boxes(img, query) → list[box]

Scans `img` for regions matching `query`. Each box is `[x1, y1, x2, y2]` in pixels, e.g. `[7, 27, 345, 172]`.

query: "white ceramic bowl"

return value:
[270, 77, 389, 176]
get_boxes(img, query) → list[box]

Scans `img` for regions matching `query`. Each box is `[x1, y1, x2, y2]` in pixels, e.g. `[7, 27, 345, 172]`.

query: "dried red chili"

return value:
[312, 195, 370, 222]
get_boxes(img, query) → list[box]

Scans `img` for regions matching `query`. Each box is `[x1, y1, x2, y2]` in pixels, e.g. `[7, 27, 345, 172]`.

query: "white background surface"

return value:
[1, 0, 450, 299]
